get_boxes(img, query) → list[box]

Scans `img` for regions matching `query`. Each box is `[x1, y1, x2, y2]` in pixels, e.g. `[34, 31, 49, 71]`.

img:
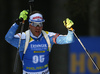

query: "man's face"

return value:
[29, 23, 43, 37]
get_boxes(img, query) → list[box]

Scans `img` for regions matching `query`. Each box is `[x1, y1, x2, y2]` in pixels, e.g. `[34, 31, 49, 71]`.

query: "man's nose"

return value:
[36, 26, 40, 29]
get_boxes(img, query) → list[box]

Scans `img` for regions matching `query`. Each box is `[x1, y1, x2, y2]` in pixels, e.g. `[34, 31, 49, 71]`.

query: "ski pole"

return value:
[13, 0, 35, 72]
[72, 30, 100, 72]
[13, 21, 24, 72]
[29, 0, 34, 13]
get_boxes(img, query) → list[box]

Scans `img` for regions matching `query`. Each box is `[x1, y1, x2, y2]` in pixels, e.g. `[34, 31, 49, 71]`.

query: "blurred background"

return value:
[1, 0, 100, 74]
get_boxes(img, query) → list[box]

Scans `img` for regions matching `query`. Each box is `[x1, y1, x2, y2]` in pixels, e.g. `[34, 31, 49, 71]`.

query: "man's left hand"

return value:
[63, 18, 74, 29]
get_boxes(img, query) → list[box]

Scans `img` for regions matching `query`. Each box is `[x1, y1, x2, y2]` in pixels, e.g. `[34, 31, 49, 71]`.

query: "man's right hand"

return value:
[15, 10, 29, 25]
[19, 10, 29, 21]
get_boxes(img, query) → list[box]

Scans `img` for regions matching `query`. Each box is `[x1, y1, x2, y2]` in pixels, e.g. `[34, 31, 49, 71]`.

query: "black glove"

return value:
[15, 18, 23, 25]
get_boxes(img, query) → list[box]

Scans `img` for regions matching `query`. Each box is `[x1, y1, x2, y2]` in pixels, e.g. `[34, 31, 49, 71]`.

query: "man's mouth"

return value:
[35, 31, 40, 33]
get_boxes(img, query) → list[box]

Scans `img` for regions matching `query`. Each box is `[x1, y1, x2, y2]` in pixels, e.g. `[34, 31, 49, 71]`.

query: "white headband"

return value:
[29, 13, 45, 23]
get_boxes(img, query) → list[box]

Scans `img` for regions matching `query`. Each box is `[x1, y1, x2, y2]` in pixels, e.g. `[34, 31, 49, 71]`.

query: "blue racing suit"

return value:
[5, 23, 74, 73]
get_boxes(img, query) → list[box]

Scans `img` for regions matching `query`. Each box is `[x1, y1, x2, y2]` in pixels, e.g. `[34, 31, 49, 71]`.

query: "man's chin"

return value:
[35, 32, 41, 37]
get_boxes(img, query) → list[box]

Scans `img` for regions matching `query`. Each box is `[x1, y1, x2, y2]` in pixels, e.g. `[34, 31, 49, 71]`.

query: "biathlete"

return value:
[5, 10, 74, 74]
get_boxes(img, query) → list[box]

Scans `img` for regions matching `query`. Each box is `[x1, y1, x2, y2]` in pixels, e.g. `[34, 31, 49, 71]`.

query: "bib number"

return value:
[32, 55, 45, 64]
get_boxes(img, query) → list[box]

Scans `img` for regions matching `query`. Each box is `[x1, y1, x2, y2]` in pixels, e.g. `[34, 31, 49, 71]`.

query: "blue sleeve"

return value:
[49, 30, 74, 45]
[5, 23, 24, 49]
[56, 30, 74, 44]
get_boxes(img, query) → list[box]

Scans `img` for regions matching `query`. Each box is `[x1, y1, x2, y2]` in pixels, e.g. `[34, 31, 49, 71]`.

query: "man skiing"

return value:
[5, 10, 74, 74]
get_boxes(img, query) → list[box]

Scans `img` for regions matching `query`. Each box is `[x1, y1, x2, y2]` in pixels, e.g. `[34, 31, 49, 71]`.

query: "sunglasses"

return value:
[30, 22, 43, 27]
